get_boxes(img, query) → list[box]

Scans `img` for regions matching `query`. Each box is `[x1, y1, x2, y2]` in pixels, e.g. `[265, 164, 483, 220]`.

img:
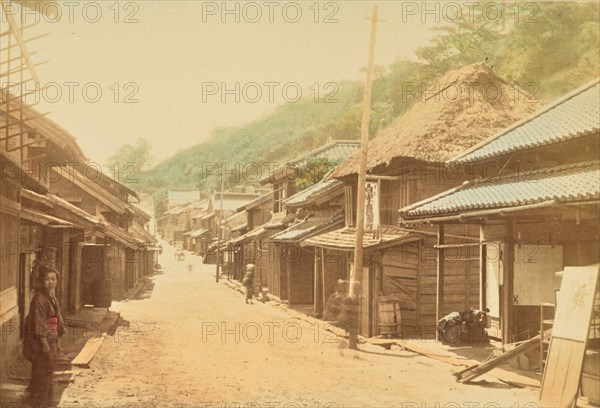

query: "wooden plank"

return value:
[383, 251, 419, 262]
[382, 265, 417, 278]
[384, 276, 417, 287]
[540, 338, 586, 407]
[455, 330, 546, 382]
[71, 333, 107, 368]
[539, 264, 599, 408]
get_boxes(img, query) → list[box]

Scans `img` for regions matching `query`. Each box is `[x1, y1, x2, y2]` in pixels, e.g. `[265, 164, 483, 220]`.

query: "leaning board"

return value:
[539, 264, 599, 408]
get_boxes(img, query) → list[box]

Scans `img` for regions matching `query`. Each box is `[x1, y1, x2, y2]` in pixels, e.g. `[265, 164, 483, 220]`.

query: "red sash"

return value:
[47, 316, 58, 333]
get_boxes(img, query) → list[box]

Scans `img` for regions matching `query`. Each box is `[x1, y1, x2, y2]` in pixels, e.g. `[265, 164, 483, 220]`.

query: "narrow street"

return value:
[59, 242, 539, 408]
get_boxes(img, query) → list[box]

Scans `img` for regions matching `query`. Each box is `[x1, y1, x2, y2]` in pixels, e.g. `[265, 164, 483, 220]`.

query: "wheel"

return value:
[441, 322, 463, 344]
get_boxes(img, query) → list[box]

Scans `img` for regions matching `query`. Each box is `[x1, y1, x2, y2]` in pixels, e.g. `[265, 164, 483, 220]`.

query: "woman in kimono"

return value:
[242, 264, 255, 304]
[23, 265, 65, 406]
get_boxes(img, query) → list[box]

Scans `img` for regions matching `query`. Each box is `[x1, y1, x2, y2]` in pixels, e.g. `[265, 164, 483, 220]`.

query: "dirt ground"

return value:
[57, 242, 540, 408]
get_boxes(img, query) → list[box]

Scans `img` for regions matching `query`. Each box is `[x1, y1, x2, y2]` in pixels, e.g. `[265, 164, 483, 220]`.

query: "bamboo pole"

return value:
[350, 5, 378, 349]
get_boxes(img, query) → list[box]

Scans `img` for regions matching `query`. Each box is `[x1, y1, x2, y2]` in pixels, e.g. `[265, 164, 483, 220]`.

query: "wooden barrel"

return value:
[378, 300, 401, 335]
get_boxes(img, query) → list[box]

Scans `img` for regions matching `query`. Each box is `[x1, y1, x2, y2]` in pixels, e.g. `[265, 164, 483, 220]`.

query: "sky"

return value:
[4, 1, 440, 165]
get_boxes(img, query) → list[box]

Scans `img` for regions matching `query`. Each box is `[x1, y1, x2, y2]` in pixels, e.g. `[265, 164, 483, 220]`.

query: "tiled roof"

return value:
[211, 193, 261, 212]
[224, 210, 248, 230]
[269, 216, 343, 242]
[288, 139, 360, 167]
[303, 226, 421, 250]
[401, 161, 600, 218]
[228, 211, 298, 245]
[165, 206, 186, 215]
[260, 138, 360, 184]
[452, 80, 600, 164]
[284, 179, 344, 207]
[236, 191, 273, 212]
[168, 190, 202, 203]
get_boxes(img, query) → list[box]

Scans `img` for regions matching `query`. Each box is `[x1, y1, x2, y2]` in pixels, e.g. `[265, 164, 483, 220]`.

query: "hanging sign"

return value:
[364, 181, 379, 231]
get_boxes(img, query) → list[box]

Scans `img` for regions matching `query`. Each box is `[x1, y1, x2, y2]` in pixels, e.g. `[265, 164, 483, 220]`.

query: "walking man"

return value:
[242, 264, 255, 304]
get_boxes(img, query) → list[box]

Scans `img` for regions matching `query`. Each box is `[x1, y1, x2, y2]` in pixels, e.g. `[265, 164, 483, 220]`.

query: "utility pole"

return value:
[216, 177, 224, 283]
[350, 5, 379, 350]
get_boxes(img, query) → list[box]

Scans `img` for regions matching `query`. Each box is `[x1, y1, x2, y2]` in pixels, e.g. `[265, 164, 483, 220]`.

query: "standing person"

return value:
[242, 264, 255, 304]
[338, 281, 361, 348]
[324, 279, 348, 321]
[23, 265, 65, 406]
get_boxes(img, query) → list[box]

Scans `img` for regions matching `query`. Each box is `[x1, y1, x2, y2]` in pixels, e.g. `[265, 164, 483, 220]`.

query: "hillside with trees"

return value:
[130, 1, 599, 196]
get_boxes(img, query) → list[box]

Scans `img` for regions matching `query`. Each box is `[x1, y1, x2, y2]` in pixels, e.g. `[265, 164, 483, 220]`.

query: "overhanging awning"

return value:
[303, 225, 422, 251]
[269, 216, 343, 243]
[21, 208, 78, 229]
[191, 228, 210, 238]
[103, 224, 143, 249]
[229, 226, 269, 245]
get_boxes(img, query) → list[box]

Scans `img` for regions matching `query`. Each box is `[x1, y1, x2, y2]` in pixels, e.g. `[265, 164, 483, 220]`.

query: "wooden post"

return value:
[479, 225, 486, 312]
[350, 4, 379, 350]
[436, 224, 445, 342]
[501, 222, 514, 343]
[216, 179, 224, 283]
[321, 248, 327, 316]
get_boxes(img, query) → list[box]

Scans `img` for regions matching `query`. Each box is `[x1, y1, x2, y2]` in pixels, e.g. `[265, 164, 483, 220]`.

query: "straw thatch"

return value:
[331, 64, 538, 178]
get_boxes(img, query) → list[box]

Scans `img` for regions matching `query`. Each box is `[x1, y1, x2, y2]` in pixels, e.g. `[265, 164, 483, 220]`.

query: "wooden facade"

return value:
[400, 80, 600, 344]
[314, 166, 480, 338]
[1, 94, 157, 369]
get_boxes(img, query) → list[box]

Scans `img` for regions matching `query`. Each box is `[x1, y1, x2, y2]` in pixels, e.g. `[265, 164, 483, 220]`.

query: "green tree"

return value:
[295, 158, 342, 190]
[106, 138, 153, 184]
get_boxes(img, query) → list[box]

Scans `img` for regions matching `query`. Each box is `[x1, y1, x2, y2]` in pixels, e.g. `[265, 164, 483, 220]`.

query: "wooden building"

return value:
[242, 139, 361, 302]
[228, 192, 274, 282]
[399, 78, 600, 344]
[314, 63, 538, 337]
[1, 81, 92, 368]
[269, 178, 345, 308]
[155, 190, 202, 242]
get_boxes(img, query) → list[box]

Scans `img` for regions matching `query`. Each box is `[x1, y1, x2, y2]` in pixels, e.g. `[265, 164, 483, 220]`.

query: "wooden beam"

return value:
[434, 242, 482, 249]
[365, 175, 403, 181]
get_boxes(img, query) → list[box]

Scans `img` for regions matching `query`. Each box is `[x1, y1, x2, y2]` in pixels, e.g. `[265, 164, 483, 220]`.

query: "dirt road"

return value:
[59, 243, 539, 408]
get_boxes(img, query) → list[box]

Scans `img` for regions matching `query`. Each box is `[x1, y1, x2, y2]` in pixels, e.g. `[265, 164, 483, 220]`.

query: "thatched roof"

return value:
[330, 64, 538, 178]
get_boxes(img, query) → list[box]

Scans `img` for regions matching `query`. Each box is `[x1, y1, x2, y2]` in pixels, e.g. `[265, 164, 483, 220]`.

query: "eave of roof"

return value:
[400, 160, 600, 220]
[284, 179, 344, 207]
[303, 225, 422, 251]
